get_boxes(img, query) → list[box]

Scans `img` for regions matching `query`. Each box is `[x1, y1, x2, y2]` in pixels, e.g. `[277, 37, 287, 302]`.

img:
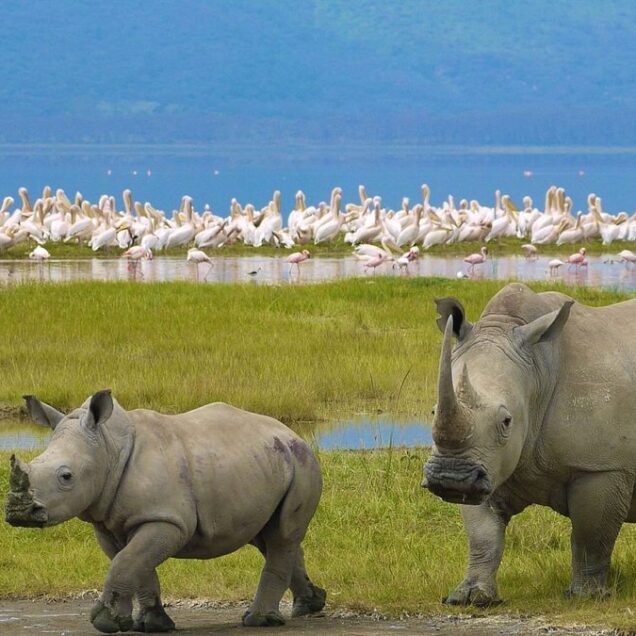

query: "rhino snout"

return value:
[5, 493, 48, 528]
[423, 455, 492, 505]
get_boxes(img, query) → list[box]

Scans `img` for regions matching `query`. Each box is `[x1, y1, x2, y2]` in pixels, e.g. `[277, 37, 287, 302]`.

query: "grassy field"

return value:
[1, 236, 635, 260]
[3, 279, 636, 628]
[3, 448, 636, 629]
[0, 278, 633, 423]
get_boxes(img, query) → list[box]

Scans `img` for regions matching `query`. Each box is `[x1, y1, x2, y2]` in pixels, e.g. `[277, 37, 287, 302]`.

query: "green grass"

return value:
[3, 279, 636, 628]
[0, 279, 632, 423]
[3, 448, 636, 629]
[1, 236, 634, 260]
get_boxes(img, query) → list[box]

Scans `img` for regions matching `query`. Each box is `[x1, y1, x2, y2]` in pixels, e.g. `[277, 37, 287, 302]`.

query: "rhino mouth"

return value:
[422, 455, 492, 505]
[5, 493, 48, 528]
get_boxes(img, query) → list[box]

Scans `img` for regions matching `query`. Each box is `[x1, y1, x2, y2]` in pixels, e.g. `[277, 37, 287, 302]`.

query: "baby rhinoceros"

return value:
[5, 390, 326, 633]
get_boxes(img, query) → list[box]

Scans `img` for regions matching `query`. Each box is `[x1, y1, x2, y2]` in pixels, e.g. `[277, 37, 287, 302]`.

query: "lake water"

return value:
[0, 418, 433, 452]
[3, 253, 636, 291]
[2, 147, 636, 216]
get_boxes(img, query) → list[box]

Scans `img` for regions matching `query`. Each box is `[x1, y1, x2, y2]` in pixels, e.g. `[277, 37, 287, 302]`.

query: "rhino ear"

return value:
[515, 301, 574, 346]
[83, 389, 113, 431]
[23, 395, 64, 430]
[434, 297, 473, 341]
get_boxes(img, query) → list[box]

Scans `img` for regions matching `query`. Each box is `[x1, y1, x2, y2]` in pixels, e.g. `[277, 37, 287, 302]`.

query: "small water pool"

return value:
[0, 417, 432, 452]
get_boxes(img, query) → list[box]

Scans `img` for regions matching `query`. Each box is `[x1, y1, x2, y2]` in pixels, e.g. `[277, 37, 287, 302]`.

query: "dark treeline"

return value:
[3, 107, 636, 148]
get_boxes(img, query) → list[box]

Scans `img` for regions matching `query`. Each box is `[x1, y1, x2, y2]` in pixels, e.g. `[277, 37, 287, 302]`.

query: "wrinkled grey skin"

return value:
[6, 390, 325, 633]
[423, 282, 636, 606]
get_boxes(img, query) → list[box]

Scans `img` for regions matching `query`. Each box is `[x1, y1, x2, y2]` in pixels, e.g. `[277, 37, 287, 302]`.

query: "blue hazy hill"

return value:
[3, 0, 636, 146]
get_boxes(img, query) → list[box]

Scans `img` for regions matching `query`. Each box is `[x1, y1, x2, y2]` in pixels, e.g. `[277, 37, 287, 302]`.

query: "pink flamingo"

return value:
[463, 246, 488, 275]
[567, 247, 587, 271]
[122, 246, 153, 261]
[364, 252, 390, 275]
[393, 246, 419, 274]
[121, 246, 152, 279]
[287, 249, 310, 275]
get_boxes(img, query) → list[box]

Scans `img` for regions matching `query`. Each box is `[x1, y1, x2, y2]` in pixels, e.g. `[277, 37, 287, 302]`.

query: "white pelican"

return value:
[314, 193, 344, 244]
[29, 245, 50, 261]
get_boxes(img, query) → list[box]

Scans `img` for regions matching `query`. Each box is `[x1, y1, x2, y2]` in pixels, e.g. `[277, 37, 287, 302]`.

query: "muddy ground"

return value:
[0, 597, 620, 635]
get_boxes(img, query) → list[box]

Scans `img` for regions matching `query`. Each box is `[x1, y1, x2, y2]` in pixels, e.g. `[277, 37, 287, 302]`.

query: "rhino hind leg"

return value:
[244, 463, 323, 627]
[566, 471, 632, 598]
[290, 548, 327, 617]
[242, 538, 296, 627]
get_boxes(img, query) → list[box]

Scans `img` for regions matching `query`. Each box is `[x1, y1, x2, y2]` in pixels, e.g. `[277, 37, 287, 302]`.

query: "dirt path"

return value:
[0, 598, 616, 635]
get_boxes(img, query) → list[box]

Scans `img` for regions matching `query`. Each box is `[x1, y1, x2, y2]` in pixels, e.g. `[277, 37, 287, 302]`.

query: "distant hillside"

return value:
[3, 0, 636, 146]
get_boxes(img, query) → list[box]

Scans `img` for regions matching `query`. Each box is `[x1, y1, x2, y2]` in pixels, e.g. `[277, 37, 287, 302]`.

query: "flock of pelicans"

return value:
[2, 184, 636, 277]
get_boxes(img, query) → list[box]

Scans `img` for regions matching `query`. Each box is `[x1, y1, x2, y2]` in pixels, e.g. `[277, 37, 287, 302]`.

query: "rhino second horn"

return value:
[457, 363, 480, 408]
[433, 317, 473, 448]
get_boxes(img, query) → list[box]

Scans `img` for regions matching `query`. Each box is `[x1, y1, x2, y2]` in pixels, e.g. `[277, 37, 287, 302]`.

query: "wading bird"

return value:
[463, 246, 488, 274]
[287, 249, 311, 275]
[186, 248, 213, 281]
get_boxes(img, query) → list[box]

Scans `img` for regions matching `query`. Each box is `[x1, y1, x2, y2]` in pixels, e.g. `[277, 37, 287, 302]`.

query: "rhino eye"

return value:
[503, 416, 512, 428]
[56, 466, 74, 488]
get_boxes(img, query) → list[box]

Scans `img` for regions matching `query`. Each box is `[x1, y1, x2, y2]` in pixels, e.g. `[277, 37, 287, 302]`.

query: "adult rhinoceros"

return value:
[5, 390, 325, 633]
[423, 282, 636, 606]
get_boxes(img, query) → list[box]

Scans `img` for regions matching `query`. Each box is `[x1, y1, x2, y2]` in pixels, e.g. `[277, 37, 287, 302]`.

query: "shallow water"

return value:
[2, 253, 636, 290]
[0, 418, 432, 452]
[2, 148, 636, 216]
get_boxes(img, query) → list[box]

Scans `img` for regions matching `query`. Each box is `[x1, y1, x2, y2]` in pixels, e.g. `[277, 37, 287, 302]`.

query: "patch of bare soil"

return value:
[0, 597, 618, 635]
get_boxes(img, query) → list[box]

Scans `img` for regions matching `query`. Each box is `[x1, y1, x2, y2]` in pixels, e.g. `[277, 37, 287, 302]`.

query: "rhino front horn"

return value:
[9, 454, 31, 492]
[432, 317, 474, 448]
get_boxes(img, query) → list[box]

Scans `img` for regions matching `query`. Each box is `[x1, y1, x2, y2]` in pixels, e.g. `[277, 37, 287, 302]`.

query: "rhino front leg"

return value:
[92, 522, 186, 634]
[567, 471, 633, 598]
[133, 570, 175, 633]
[444, 502, 509, 607]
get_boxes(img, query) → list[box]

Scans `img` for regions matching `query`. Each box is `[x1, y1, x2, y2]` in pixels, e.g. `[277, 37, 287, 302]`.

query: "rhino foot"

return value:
[443, 584, 502, 608]
[132, 603, 176, 632]
[564, 584, 610, 600]
[292, 582, 327, 617]
[90, 600, 134, 633]
[242, 610, 286, 627]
